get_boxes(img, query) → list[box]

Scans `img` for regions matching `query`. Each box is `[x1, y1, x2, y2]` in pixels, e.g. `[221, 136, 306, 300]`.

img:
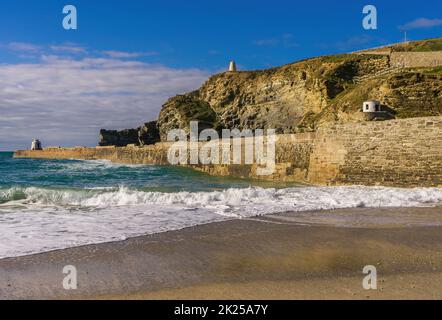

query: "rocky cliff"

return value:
[154, 38, 441, 140]
[100, 38, 442, 145]
[99, 121, 160, 147]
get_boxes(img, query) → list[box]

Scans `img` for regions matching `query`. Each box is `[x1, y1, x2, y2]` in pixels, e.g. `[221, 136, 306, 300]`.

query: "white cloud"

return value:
[6, 42, 42, 52]
[50, 44, 87, 54]
[0, 55, 209, 150]
[399, 18, 442, 31]
[3, 42, 88, 57]
[101, 50, 158, 59]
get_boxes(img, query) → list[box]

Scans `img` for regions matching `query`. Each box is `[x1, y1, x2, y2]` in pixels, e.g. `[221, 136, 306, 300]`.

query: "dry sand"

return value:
[1, 207, 442, 300]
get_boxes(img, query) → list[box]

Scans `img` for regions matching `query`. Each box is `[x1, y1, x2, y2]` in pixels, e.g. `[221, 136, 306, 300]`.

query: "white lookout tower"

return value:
[228, 60, 237, 72]
[31, 139, 42, 151]
[363, 100, 381, 113]
[362, 100, 395, 121]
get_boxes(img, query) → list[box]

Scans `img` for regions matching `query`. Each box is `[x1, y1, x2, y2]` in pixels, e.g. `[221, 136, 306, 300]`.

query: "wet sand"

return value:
[1, 207, 442, 300]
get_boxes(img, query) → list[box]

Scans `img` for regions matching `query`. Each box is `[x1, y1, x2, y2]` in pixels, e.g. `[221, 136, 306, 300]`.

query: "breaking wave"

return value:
[1, 185, 442, 259]
[1, 185, 442, 215]
[2, 153, 442, 260]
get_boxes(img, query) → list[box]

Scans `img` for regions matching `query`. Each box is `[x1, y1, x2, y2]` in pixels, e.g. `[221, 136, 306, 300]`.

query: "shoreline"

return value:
[2, 206, 442, 300]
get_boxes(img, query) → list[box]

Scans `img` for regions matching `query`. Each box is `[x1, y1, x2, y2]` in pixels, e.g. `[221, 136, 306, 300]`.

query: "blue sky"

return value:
[0, 0, 441, 150]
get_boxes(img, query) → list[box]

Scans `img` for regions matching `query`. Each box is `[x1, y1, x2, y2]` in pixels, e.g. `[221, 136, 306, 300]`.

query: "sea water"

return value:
[1, 151, 442, 259]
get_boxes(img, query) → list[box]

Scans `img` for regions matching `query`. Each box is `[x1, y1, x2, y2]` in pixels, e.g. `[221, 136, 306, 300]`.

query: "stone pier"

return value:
[14, 116, 442, 188]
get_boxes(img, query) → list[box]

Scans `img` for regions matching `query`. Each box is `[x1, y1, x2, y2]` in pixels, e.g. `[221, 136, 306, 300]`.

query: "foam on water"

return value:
[1, 153, 442, 259]
[0, 185, 442, 259]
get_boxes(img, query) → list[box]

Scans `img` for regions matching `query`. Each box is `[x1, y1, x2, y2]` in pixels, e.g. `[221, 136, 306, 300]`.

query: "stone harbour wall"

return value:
[390, 51, 442, 68]
[316, 116, 442, 187]
[14, 116, 442, 187]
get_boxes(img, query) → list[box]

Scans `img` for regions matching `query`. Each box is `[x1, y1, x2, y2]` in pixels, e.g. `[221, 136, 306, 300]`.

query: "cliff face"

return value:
[157, 54, 394, 138]
[99, 38, 442, 145]
[331, 72, 442, 121]
[157, 92, 220, 141]
[156, 46, 441, 140]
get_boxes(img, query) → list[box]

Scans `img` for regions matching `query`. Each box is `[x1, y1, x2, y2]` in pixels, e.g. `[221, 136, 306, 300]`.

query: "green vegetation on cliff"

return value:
[157, 92, 220, 140]
[156, 37, 441, 139]
[392, 37, 442, 52]
[330, 70, 442, 119]
[101, 37, 441, 144]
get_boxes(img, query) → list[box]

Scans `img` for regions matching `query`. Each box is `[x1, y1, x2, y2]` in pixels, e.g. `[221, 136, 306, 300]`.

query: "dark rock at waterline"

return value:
[138, 121, 161, 146]
[99, 121, 160, 147]
[99, 128, 139, 147]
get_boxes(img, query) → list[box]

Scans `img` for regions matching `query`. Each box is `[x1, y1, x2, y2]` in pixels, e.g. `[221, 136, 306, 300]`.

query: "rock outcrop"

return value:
[99, 121, 160, 147]
[99, 128, 139, 147]
[157, 92, 220, 141]
[138, 121, 161, 146]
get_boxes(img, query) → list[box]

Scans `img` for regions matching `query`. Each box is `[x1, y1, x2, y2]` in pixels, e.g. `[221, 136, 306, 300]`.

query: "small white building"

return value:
[31, 139, 42, 150]
[363, 100, 381, 113]
[228, 60, 237, 72]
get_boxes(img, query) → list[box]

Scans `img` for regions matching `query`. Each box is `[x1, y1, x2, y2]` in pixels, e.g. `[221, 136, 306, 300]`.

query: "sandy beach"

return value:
[1, 206, 442, 300]
[1, 0, 441, 304]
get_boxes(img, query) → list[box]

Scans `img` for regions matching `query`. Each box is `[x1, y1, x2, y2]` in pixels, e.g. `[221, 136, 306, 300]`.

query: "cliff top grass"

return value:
[422, 66, 442, 75]
[208, 38, 442, 83]
[355, 37, 442, 54]
[392, 37, 442, 52]
[209, 53, 382, 82]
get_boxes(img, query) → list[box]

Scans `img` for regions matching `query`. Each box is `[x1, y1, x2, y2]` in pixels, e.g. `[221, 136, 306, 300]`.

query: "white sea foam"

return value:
[0, 186, 441, 259]
[58, 159, 146, 171]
